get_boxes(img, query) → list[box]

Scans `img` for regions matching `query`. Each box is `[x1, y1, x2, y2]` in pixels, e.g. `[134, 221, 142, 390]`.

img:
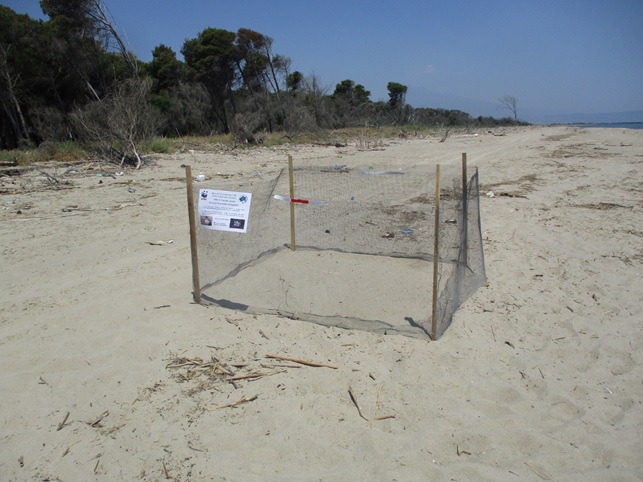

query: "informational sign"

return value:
[198, 189, 252, 233]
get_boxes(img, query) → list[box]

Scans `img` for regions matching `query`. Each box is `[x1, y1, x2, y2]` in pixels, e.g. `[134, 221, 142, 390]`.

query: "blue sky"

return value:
[4, 0, 643, 122]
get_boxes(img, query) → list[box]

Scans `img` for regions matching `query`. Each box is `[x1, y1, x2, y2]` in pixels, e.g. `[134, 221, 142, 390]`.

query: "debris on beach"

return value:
[146, 239, 174, 246]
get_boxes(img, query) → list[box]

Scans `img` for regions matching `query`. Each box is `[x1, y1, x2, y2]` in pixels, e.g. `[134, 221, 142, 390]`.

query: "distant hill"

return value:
[406, 87, 503, 118]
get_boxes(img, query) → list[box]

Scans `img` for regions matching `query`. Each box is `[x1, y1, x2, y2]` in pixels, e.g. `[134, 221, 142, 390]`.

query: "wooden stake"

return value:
[431, 164, 441, 340]
[288, 155, 296, 251]
[185, 165, 201, 303]
[462, 153, 468, 267]
[462, 153, 468, 192]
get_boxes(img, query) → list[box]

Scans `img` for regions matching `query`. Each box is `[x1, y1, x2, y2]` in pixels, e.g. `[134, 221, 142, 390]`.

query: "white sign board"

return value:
[198, 189, 252, 233]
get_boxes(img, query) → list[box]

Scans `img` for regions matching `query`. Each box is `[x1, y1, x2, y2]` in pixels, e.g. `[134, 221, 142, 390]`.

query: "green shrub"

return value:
[0, 141, 88, 166]
[51, 141, 86, 162]
[0, 150, 18, 164]
[147, 138, 173, 153]
[0, 149, 38, 165]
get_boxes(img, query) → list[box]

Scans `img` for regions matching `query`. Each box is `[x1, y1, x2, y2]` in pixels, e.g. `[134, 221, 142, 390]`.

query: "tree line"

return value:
[0, 1, 523, 153]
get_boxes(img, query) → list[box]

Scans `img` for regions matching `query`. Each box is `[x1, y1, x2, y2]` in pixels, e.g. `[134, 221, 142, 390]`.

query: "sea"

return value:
[568, 122, 643, 130]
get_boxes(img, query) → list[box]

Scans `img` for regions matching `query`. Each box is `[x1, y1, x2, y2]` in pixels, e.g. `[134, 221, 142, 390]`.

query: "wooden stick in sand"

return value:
[57, 412, 70, 431]
[225, 370, 284, 382]
[206, 394, 258, 411]
[265, 354, 337, 369]
[348, 386, 369, 422]
[184, 164, 201, 303]
[288, 155, 296, 251]
[87, 411, 109, 427]
[348, 386, 396, 423]
[431, 163, 441, 340]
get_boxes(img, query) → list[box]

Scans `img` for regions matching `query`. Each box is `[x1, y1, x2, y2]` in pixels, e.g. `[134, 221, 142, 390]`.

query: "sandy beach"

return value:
[1, 125, 641, 481]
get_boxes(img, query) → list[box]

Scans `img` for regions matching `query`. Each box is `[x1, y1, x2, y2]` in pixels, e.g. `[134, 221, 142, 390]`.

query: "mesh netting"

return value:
[192, 159, 485, 340]
[433, 169, 486, 338]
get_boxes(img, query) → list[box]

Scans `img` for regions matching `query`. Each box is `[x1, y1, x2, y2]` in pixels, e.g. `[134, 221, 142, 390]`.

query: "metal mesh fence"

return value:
[190, 157, 485, 340]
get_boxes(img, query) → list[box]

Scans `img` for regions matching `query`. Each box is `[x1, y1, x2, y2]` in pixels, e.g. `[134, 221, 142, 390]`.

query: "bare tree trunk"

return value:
[85, 78, 102, 102]
[0, 95, 21, 145]
[263, 45, 288, 124]
[499, 95, 519, 121]
[0, 44, 30, 142]
[87, 0, 138, 77]
[129, 139, 142, 169]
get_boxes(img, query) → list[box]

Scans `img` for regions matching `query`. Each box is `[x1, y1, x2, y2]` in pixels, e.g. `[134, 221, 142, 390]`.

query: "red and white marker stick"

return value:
[273, 194, 328, 206]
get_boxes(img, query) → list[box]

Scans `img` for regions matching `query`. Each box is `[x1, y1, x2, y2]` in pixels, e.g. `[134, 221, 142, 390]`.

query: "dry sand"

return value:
[1, 126, 641, 481]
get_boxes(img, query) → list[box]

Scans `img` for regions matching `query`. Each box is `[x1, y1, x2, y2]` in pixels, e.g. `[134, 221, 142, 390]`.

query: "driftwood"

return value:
[348, 385, 396, 424]
[87, 410, 109, 427]
[348, 386, 369, 421]
[57, 412, 70, 431]
[206, 394, 258, 411]
[104, 146, 138, 167]
[37, 169, 62, 187]
[265, 354, 337, 369]
[225, 370, 285, 382]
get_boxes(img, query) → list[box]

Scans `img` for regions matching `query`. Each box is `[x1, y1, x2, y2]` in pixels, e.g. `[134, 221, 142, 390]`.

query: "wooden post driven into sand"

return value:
[462, 153, 468, 268]
[462, 152, 468, 202]
[431, 164, 441, 340]
[288, 155, 296, 251]
[184, 165, 201, 303]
